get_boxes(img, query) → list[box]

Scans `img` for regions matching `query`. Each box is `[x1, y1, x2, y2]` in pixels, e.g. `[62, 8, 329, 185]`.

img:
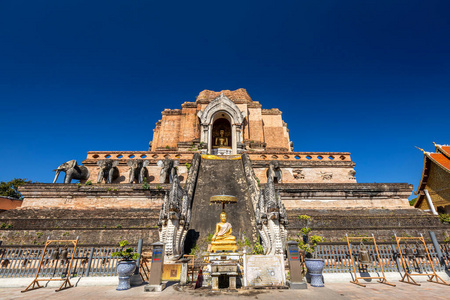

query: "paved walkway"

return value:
[1, 281, 449, 300]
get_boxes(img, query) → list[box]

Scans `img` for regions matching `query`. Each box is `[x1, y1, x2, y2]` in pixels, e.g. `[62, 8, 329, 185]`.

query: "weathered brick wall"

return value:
[0, 208, 161, 246]
[246, 106, 265, 143]
[18, 184, 166, 209]
[178, 104, 200, 143]
[261, 111, 290, 151]
[278, 182, 413, 209]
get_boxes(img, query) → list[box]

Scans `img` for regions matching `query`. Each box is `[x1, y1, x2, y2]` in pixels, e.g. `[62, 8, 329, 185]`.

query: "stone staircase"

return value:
[185, 157, 257, 252]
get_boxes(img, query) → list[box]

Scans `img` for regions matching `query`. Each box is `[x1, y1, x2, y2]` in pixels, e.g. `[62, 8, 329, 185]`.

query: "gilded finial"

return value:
[415, 146, 425, 153]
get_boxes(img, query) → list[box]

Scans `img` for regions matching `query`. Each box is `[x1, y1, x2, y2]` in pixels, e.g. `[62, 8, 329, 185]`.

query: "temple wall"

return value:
[19, 184, 166, 210]
[157, 111, 182, 149]
[253, 166, 356, 184]
[178, 105, 199, 143]
[278, 183, 413, 210]
[247, 107, 264, 143]
[21, 196, 163, 209]
[283, 199, 410, 209]
[81, 151, 353, 185]
[150, 122, 161, 151]
[261, 111, 290, 150]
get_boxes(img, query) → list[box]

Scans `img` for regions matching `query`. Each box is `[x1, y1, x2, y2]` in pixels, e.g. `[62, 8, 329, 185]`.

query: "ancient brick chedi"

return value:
[0, 89, 447, 250]
[151, 89, 291, 153]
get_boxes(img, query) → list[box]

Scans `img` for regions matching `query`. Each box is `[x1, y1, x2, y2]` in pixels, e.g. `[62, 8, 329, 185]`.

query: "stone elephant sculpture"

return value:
[53, 160, 90, 184]
[97, 159, 120, 183]
[157, 158, 179, 183]
[127, 159, 150, 183]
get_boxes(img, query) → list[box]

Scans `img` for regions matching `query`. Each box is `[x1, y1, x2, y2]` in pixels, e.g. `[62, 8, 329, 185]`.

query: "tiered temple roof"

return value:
[415, 143, 450, 213]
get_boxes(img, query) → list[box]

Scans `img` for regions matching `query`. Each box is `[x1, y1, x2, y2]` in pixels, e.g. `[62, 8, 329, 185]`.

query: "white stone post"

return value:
[232, 124, 237, 155]
[424, 189, 438, 215]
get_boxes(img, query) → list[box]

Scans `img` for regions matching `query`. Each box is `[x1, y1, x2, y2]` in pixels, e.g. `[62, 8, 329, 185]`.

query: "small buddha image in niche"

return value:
[212, 118, 232, 148]
[215, 130, 229, 147]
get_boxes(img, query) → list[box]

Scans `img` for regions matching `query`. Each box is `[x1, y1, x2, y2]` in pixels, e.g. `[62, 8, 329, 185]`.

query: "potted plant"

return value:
[111, 240, 139, 291]
[297, 215, 324, 287]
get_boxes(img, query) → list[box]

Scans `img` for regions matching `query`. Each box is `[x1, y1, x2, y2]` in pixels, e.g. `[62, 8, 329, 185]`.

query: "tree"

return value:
[409, 197, 418, 206]
[0, 178, 32, 200]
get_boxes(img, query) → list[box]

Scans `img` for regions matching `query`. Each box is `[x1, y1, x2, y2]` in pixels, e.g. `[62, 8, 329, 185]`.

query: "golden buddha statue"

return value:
[210, 211, 238, 252]
[214, 130, 229, 147]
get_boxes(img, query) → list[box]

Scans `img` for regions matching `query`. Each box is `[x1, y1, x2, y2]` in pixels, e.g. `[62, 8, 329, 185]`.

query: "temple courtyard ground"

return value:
[1, 281, 449, 300]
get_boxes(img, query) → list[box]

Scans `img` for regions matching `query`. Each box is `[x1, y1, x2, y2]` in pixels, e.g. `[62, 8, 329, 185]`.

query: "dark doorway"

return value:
[212, 118, 232, 148]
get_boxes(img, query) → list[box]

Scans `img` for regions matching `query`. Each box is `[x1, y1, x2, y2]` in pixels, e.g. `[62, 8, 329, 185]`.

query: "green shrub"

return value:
[252, 242, 264, 255]
[296, 214, 323, 258]
[111, 240, 139, 261]
[439, 213, 450, 224]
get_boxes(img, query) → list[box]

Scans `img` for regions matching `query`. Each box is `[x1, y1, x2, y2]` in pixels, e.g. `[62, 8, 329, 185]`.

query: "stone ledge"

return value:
[262, 108, 282, 115]
[276, 182, 413, 191]
[251, 161, 356, 168]
[19, 183, 169, 198]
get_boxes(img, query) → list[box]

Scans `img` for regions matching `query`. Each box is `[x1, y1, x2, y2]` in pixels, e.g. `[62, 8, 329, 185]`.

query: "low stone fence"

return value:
[0, 245, 146, 278]
[315, 242, 448, 273]
[0, 242, 448, 278]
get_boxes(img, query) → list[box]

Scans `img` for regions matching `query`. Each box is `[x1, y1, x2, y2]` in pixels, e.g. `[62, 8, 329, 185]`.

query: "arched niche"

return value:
[212, 115, 232, 149]
[197, 93, 246, 155]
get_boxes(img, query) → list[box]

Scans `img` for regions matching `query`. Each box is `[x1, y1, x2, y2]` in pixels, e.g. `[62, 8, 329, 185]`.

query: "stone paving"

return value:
[0, 281, 449, 300]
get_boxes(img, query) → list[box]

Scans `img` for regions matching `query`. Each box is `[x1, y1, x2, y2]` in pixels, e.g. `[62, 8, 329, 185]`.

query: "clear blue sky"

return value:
[1, 1, 449, 198]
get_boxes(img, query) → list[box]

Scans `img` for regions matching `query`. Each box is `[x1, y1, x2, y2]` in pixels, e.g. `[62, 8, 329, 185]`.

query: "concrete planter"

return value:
[305, 258, 324, 287]
[116, 260, 136, 291]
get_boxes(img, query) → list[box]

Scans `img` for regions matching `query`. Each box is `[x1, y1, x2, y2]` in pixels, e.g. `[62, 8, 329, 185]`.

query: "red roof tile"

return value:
[429, 153, 450, 172]
[440, 146, 450, 157]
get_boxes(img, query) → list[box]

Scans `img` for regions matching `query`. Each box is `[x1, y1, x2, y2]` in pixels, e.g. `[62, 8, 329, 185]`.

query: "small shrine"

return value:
[209, 195, 238, 253]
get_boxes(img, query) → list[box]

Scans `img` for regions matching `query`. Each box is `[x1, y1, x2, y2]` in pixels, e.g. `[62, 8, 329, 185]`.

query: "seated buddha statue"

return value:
[214, 130, 229, 147]
[210, 211, 238, 252]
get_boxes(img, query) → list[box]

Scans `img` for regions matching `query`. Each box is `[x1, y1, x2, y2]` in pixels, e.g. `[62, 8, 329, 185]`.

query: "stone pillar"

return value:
[208, 124, 212, 154]
[229, 273, 238, 289]
[144, 242, 166, 292]
[130, 239, 143, 286]
[424, 189, 438, 215]
[201, 125, 208, 145]
[179, 258, 189, 286]
[232, 124, 237, 155]
[211, 275, 219, 291]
